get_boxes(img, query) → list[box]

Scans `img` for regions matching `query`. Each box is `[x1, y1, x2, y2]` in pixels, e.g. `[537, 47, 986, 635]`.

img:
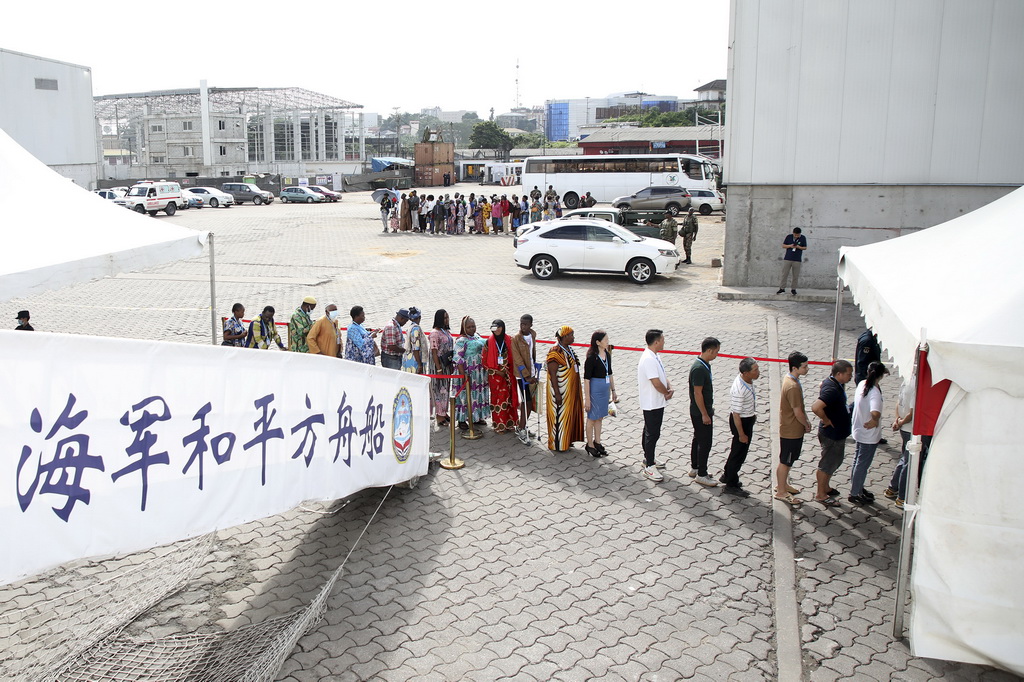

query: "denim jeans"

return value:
[889, 431, 932, 499]
[850, 440, 879, 496]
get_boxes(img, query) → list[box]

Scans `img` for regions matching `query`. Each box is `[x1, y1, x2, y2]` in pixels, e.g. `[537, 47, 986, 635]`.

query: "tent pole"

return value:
[893, 434, 923, 638]
[209, 232, 218, 345]
[831, 276, 844, 361]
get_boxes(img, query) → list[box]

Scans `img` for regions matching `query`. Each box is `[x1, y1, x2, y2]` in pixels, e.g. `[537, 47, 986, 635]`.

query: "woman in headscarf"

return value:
[452, 316, 491, 430]
[481, 197, 492, 234]
[402, 306, 429, 374]
[546, 326, 585, 452]
[430, 309, 454, 426]
[456, 197, 467, 234]
[482, 319, 519, 433]
[530, 197, 543, 223]
[446, 194, 457, 234]
[399, 193, 412, 232]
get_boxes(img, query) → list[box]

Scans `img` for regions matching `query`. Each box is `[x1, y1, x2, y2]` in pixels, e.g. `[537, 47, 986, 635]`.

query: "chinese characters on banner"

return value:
[0, 331, 429, 586]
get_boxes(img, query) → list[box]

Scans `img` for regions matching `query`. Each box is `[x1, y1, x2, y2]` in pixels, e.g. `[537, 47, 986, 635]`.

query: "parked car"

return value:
[514, 207, 670, 243]
[182, 193, 204, 209]
[94, 189, 125, 201]
[687, 188, 725, 215]
[121, 181, 182, 216]
[307, 185, 341, 202]
[513, 218, 680, 284]
[280, 186, 325, 203]
[611, 186, 691, 215]
[187, 186, 234, 208]
[221, 182, 275, 205]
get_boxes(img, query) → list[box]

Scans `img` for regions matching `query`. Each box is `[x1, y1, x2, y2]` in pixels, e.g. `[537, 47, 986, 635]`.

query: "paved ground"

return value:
[3, 187, 1019, 681]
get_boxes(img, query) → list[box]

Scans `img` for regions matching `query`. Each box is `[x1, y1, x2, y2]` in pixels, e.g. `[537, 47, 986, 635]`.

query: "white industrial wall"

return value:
[726, 0, 1024, 187]
[0, 50, 97, 169]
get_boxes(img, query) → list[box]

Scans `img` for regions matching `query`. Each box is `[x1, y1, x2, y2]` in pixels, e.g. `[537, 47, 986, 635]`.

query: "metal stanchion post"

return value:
[439, 395, 464, 470]
[461, 372, 483, 440]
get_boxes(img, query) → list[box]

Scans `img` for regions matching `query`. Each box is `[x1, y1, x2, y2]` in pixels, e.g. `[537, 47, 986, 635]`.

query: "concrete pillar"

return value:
[200, 80, 212, 171]
[317, 110, 327, 161]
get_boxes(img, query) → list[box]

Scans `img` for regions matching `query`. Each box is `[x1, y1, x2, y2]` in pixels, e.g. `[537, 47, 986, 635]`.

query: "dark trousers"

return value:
[642, 408, 664, 467]
[723, 415, 756, 487]
[690, 412, 714, 476]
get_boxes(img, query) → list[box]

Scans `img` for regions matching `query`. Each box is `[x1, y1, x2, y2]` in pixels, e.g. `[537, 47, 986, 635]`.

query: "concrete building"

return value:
[94, 83, 365, 181]
[724, 0, 1024, 290]
[545, 92, 682, 142]
[695, 79, 726, 109]
[0, 48, 98, 187]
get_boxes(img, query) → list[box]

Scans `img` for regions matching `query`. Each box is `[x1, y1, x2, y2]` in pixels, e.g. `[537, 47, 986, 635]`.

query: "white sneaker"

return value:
[653, 460, 667, 470]
[643, 466, 664, 482]
[695, 475, 719, 487]
[688, 468, 698, 478]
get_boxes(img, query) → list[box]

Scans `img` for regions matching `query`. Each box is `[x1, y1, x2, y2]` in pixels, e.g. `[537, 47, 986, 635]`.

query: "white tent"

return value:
[838, 186, 1024, 674]
[0, 128, 207, 302]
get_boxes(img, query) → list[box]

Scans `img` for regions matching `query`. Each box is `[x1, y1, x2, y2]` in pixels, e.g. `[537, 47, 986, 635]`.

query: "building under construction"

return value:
[93, 82, 365, 181]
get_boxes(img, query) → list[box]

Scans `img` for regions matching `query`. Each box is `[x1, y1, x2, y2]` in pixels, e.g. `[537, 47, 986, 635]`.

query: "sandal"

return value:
[815, 496, 841, 507]
[774, 493, 803, 507]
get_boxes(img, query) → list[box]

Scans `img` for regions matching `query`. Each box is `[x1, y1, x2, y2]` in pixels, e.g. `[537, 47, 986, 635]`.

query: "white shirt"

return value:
[897, 380, 916, 433]
[729, 374, 756, 418]
[852, 381, 884, 444]
[637, 348, 668, 410]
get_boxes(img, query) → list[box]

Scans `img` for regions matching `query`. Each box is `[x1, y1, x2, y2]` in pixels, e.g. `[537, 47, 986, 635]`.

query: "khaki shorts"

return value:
[817, 432, 847, 475]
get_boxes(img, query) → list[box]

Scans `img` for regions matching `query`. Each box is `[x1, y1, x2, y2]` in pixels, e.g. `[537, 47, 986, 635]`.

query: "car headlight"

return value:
[658, 249, 678, 257]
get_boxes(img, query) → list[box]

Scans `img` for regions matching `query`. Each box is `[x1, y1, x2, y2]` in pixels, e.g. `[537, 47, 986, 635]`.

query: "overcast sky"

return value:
[2, 1, 729, 118]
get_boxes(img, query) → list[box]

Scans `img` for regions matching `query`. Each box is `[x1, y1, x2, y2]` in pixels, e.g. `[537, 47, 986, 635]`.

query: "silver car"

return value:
[611, 186, 691, 215]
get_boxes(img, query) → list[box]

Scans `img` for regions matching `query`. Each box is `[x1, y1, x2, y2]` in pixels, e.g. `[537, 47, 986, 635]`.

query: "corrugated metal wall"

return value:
[726, 0, 1024, 185]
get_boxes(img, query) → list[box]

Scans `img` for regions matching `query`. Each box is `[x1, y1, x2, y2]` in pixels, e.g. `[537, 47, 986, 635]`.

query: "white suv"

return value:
[688, 189, 725, 215]
[187, 186, 235, 208]
[513, 219, 679, 284]
[122, 181, 182, 216]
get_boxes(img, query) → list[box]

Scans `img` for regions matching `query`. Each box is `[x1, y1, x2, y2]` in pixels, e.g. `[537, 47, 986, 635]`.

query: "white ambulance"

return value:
[122, 181, 183, 216]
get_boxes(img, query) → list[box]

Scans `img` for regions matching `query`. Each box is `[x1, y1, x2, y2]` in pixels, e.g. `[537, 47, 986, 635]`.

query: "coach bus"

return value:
[520, 153, 719, 209]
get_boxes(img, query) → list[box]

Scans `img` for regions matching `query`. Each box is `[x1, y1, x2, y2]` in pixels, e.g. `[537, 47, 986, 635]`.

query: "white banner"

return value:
[0, 331, 430, 586]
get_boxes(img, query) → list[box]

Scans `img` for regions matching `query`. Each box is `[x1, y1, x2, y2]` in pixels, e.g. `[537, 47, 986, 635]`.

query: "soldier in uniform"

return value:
[659, 212, 678, 244]
[679, 207, 699, 264]
[530, 185, 542, 202]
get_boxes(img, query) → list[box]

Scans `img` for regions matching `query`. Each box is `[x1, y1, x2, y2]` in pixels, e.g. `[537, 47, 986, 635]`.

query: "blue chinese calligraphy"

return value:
[242, 393, 284, 485]
[360, 396, 385, 460]
[290, 394, 325, 467]
[328, 392, 357, 467]
[182, 402, 236, 489]
[111, 396, 172, 512]
[16, 394, 105, 522]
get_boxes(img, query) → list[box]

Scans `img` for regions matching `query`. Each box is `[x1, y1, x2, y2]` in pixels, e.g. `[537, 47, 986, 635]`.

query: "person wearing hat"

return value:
[307, 303, 344, 358]
[288, 296, 317, 353]
[380, 308, 409, 370]
[679, 207, 699, 264]
[402, 307, 429, 375]
[15, 310, 33, 331]
[546, 326, 585, 452]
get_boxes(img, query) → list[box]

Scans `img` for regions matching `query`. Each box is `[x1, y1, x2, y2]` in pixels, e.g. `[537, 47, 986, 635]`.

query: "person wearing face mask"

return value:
[452, 316, 491, 431]
[483, 319, 520, 433]
[307, 303, 344, 358]
[288, 296, 317, 353]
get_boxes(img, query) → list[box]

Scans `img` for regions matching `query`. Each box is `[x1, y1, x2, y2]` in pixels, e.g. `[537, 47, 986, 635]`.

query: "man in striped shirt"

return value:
[721, 357, 760, 497]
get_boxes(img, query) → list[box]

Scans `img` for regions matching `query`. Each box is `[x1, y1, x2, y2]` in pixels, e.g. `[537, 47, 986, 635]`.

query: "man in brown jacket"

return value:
[306, 304, 343, 358]
[511, 314, 539, 440]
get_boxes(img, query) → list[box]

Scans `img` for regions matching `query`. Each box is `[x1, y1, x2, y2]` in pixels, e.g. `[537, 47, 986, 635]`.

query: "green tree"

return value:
[510, 132, 548, 149]
[469, 120, 513, 151]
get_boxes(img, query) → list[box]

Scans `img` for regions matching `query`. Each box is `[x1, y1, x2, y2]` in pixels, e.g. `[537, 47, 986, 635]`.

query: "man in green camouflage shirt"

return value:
[679, 208, 699, 264]
[659, 213, 678, 244]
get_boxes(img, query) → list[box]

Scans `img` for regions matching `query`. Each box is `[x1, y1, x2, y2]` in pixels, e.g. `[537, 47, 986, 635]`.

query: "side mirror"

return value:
[612, 237, 625, 244]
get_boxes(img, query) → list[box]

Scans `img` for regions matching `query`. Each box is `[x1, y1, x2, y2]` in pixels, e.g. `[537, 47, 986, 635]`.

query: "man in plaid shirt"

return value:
[380, 308, 409, 370]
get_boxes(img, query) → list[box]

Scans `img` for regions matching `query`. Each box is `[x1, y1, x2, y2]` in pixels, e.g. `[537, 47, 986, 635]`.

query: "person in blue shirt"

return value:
[777, 227, 807, 295]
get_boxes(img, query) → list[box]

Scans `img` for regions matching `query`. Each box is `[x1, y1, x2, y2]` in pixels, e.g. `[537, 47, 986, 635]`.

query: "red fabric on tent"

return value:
[914, 348, 951, 436]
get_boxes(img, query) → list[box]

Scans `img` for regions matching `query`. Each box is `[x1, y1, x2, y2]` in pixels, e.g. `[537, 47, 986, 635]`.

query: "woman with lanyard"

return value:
[453, 316, 491, 430]
[430, 309, 454, 427]
[583, 330, 617, 458]
[482, 319, 519, 433]
[546, 326, 585, 452]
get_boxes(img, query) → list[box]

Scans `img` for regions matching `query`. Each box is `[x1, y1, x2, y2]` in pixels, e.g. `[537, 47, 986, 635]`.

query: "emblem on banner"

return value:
[392, 388, 413, 462]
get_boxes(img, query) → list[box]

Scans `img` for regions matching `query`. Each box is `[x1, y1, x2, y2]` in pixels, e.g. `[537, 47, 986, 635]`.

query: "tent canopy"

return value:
[0, 128, 207, 303]
[370, 157, 413, 172]
[838, 187, 1024, 397]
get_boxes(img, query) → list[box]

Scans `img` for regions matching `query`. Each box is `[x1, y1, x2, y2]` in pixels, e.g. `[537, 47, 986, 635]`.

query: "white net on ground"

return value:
[0, 533, 213, 681]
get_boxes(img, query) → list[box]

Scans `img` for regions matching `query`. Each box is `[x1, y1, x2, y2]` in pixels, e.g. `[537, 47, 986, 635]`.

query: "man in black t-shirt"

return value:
[810, 359, 854, 505]
[689, 337, 720, 486]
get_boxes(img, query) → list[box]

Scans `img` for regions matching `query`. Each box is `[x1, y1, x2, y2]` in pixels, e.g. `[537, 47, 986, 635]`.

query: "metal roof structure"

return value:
[580, 126, 723, 143]
[94, 87, 361, 120]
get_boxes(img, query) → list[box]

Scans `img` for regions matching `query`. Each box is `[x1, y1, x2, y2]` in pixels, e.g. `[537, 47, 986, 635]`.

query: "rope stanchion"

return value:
[439, 395, 464, 470]
[459, 372, 483, 441]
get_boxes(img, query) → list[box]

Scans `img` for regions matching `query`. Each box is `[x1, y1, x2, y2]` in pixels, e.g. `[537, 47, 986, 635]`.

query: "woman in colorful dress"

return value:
[456, 198, 467, 234]
[481, 198, 492, 234]
[510, 195, 521, 232]
[402, 307, 429, 375]
[430, 309, 454, 426]
[453, 316, 491, 430]
[470, 196, 481, 234]
[482, 319, 519, 433]
[222, 302, 247, 346]
[399, 193, 412, 232]
[546, 326, 585, 452]
[553, 196, 563, 218]
[583, 330, 616, 458]
[530, 198, 543, 223]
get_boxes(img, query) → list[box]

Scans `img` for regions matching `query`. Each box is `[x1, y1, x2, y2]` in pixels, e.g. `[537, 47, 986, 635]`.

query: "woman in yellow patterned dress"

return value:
[546, 326, 585, 452]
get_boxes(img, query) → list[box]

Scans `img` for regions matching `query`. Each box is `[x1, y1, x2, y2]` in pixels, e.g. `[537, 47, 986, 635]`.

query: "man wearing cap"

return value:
[289, 297, 317, 353]
[15, 310, 34, 331]
[307, 303, 343, 358]
[380, 308, 409, 370]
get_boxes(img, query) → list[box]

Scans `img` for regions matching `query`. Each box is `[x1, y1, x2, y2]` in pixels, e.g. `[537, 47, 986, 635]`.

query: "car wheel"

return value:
[563, 192, 579, 209]
[134, 205, 146, 214]
[210, 198, 219, 208]
[531, 255, 558, 280]
[253, 196, 263, 205]
[306, 197, 314, 203]
[165, 202, 176, 216]
[666, 203, 682, 215]
[627, 258, 655, 284]
[699, 203, 712, 215]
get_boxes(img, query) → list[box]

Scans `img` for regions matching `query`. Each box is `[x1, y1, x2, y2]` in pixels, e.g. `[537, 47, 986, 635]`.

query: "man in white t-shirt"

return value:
[637, 329, 673, 482]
